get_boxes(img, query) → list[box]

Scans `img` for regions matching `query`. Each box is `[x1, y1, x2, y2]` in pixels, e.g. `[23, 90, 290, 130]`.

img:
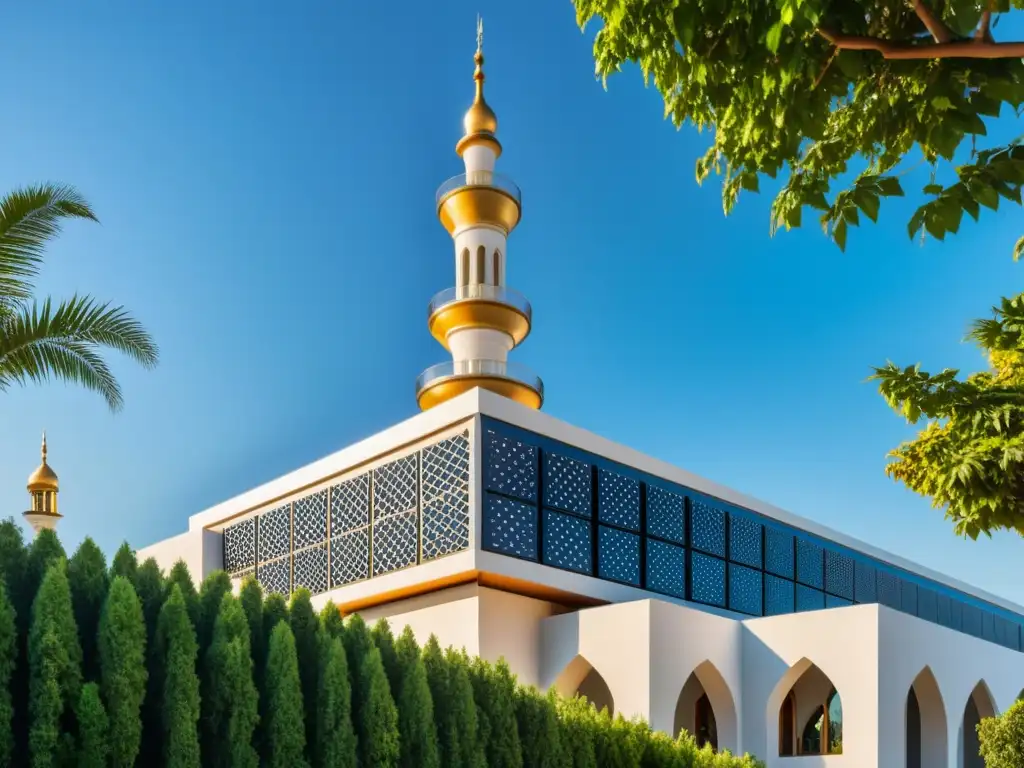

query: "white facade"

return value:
[138, 388, 1024, 767]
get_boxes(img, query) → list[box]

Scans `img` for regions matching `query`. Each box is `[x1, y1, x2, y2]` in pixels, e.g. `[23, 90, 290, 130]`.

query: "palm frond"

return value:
[0, 184, 97, 305]
[0, 296, 159, 411]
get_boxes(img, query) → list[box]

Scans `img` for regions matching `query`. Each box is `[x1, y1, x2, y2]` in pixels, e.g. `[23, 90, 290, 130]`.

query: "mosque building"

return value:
[134, 26, 1024, 768]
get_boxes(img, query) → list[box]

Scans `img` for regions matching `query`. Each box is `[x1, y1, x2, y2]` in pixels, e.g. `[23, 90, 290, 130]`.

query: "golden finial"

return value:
[27, 430, 59, 493]
[462, 15, 498, 140]
[41, 431, 47, 463]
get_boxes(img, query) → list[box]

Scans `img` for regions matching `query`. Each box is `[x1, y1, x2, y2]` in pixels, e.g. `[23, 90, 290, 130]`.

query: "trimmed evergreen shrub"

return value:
[99, 575, 148, 768]
[156, 586, 201, 768]
[67, 538, 107, 680]
[136, 557, 166, 767]
[471, 657, 523, 768]
[515, 686, 564, 768]
[318, 601, 344, 641]
[0, 583, 16, 766]
[28, 562, 81, 768]
[556, 697, 597, 768]
[264, 622, 309, 768]
[166, 560, 200, 630]
[288, 588, 319, 752]
[238, 577, 263, 680]
[109, 542, 137, 583]
[394, 628, 440, 768]
[203, 593, 258, 768]
[197, 571, 232, 656]
[261, 592, 288, 657]
[358, 646, 400, 768]
[371, 618, 400, 694]
[315, 634, 357, 768]
[76, 683, 109, 768]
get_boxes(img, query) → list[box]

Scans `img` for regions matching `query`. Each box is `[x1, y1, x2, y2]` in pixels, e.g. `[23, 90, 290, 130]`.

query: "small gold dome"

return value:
[464, 52, 497, 136]
[27, 433, 58, 493]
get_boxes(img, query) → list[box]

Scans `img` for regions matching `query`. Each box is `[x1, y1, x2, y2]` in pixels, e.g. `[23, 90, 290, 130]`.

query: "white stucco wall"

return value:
[137, 527, 221, 582]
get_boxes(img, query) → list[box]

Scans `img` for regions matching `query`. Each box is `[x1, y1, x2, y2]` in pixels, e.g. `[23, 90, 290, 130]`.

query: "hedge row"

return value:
[0, 522, 766, 767]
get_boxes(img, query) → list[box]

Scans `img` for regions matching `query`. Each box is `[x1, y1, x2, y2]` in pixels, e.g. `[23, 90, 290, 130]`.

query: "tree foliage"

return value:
[471, 657, 524, 768]
[288, 588, 319, 754]
[0, 584, 16, 766]
[263, 622, 308, 768]
[67, 538, 107, 681]
[0, 184, 158, 409]
[394, 628, 440, 768]
[980, 699, 1024, 767]
[358, 646, 400, 768]
[573, 0, 1024, 250]
[166, 560, 200, 630]
[872, 283, 1024, 536]
[76, 683, 108, 768]
[316, 634, 357, 768]
[99, 576, 147, 768]
[109, 543, 136, 584]
[156, 586, 201, 768]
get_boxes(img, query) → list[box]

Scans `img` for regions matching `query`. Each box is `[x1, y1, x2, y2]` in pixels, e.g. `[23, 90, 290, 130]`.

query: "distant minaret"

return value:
[24, 432, 62, 536]
[416, 18, 543, 411]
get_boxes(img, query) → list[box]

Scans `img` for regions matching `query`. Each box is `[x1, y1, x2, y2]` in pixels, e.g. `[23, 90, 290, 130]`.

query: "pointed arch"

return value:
[672, 660, 738, 752]
[460, 248, 470, 288]
[492, 249, 501, 286]
[770, 658, 843, 756]
[962, 681, 997, 768]
[550, 654, 614, 716]
[906, 666, 947, 768]
[475, 245, 486, 285]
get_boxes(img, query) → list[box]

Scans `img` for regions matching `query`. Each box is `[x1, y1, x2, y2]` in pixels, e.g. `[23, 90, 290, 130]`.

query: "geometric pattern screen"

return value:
[222, 430, 471, 597]
[480, 418, 1023, 653]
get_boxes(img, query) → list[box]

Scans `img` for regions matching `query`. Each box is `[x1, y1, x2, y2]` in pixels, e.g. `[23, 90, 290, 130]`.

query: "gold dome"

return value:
[456, 19, 502, 158]
[27, 433, 58, 493]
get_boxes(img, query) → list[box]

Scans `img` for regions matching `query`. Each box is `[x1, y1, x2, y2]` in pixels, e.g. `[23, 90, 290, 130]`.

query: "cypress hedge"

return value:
[0, 523, 767, 768]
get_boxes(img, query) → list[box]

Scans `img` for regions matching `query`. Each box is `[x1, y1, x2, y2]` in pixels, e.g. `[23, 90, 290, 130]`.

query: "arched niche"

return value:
[773, 659, 844, 756]
[550, 655, 615, 716]
[962, 681, 996, 768]
[672, 660, 738, 752]
[906, 667, 947, 768]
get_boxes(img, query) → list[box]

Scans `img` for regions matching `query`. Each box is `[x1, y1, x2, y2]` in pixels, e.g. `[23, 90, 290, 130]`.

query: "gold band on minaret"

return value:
[456, 17, 502, 158]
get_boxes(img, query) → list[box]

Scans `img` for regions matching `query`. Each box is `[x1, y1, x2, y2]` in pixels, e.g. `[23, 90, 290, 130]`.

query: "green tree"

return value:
[203, 593, 258, 768]
[135, 558, 165, 766]
[166, 560, 200, 630]
[288, 588, 319, 752]
[0, 519, 29, 626]
[470, 657, 523, 768]
[357, 646, 400, 768]
[263, 622, 309, 768]
[67, 538, 107, 679]
[26, 530, 65, 604]
[516, 686, 564, 768]
[572, 1, 1024, 251]
[197, 571, 232, 656]
[872, 287, 1024, 536]
[76, 683, 108, 768]
[261, 592, 288, 656]
[425, 643, 484, 768]
[156, 586, 201, 768]
[315, 635, 357, 768]
[99, 576, 147, 768]
[980, 699, 1024, 768]
[109, 543, 137, 584]
[556, 697, 596, 768]
[0, 184, 159, 409]
[135, 558, 165, 640]
[238, 577, 263, 679]
[394, 628, 440, 768]
[0, 584, 16, 766]
[371, 618, 400, 693]
[28, 562, 82, 768]
[318, 601, 344, 641]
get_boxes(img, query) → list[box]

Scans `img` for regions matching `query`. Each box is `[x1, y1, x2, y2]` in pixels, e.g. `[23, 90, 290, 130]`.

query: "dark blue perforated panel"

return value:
[935, 593, 952, 628]
[646, 539, 685, 598]
[949, 599, 963, 632]
[901, 580, 918, 615]
[918, 588, 937, 623]
[765, 575, 795, 616]
[543, 510, 593, 574]
[855, 561, 877, 603]
[878, 571, 901, 609]
[597, 469, 640, 531]
[765, 527, 794, 579]
[729, 515, 763, 568]
[963, 604, 982, 637]
[598, 526, 641, 585]
[795, 539, 824, 589]
[543, 453, 592, 517]
[796, 584, 825, 613]
[690, 552, 726, 607]
[824, 550, 854, 600]
[728, 564, 762, 616]
[485, 430, 538, 503]
[483, 494, 538, 560]
[983, 612, 996, 643]
[825, 594, 852, 609]
[646, 485, 685, 543]
[690, 500, 726, 557]
[994, 616, 1015, 649]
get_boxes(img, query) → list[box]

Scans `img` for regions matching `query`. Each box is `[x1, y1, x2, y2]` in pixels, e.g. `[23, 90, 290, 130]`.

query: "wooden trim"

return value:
[335, 569, 606, 616]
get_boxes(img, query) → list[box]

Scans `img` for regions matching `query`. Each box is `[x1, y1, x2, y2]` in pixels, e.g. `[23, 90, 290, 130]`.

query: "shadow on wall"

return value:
[960, 681, 996, 768]
[770, 658, 844, 757]
[905, 666, 947, 768]
[673, 661, 739, 751]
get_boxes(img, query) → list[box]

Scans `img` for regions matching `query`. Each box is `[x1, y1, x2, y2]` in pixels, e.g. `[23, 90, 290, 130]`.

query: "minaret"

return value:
[416, 19, 543, 411]
[24, 432, 62, 536]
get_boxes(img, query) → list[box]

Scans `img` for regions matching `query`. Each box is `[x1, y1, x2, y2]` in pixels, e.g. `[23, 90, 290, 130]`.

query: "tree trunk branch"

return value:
[975, 10, 993, 43]
[911, 0, 954, 43]
[817, 28, 1024, 59]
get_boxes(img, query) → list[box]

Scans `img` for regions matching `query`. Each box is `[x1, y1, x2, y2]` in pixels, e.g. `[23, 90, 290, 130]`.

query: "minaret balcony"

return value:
[416, 359, 543, 411]
[428, 284, 532, 349]
[437, 172, 521, 235]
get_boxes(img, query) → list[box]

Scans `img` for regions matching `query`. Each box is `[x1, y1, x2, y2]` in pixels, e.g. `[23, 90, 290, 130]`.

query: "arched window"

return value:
[695, 693, 718, 750]
[777, 664, 842, 756]
[779, 692, 795, 755]
[475, 246, 485, 285]
[492, 249, 501, 286]
[801, 705, 824, 754]
[827, 689, 843, 754]
[963, 682, 996, 768]
[576, 667, 614, 716]
[460, 248, 470, 288]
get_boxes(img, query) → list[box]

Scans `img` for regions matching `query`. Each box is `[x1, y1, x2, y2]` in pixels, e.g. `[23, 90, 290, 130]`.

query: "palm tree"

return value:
[0, 184, 158, 411]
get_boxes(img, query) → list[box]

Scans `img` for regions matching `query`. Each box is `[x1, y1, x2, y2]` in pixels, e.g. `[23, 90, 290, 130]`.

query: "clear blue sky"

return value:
[2, 2, 1022, 605]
